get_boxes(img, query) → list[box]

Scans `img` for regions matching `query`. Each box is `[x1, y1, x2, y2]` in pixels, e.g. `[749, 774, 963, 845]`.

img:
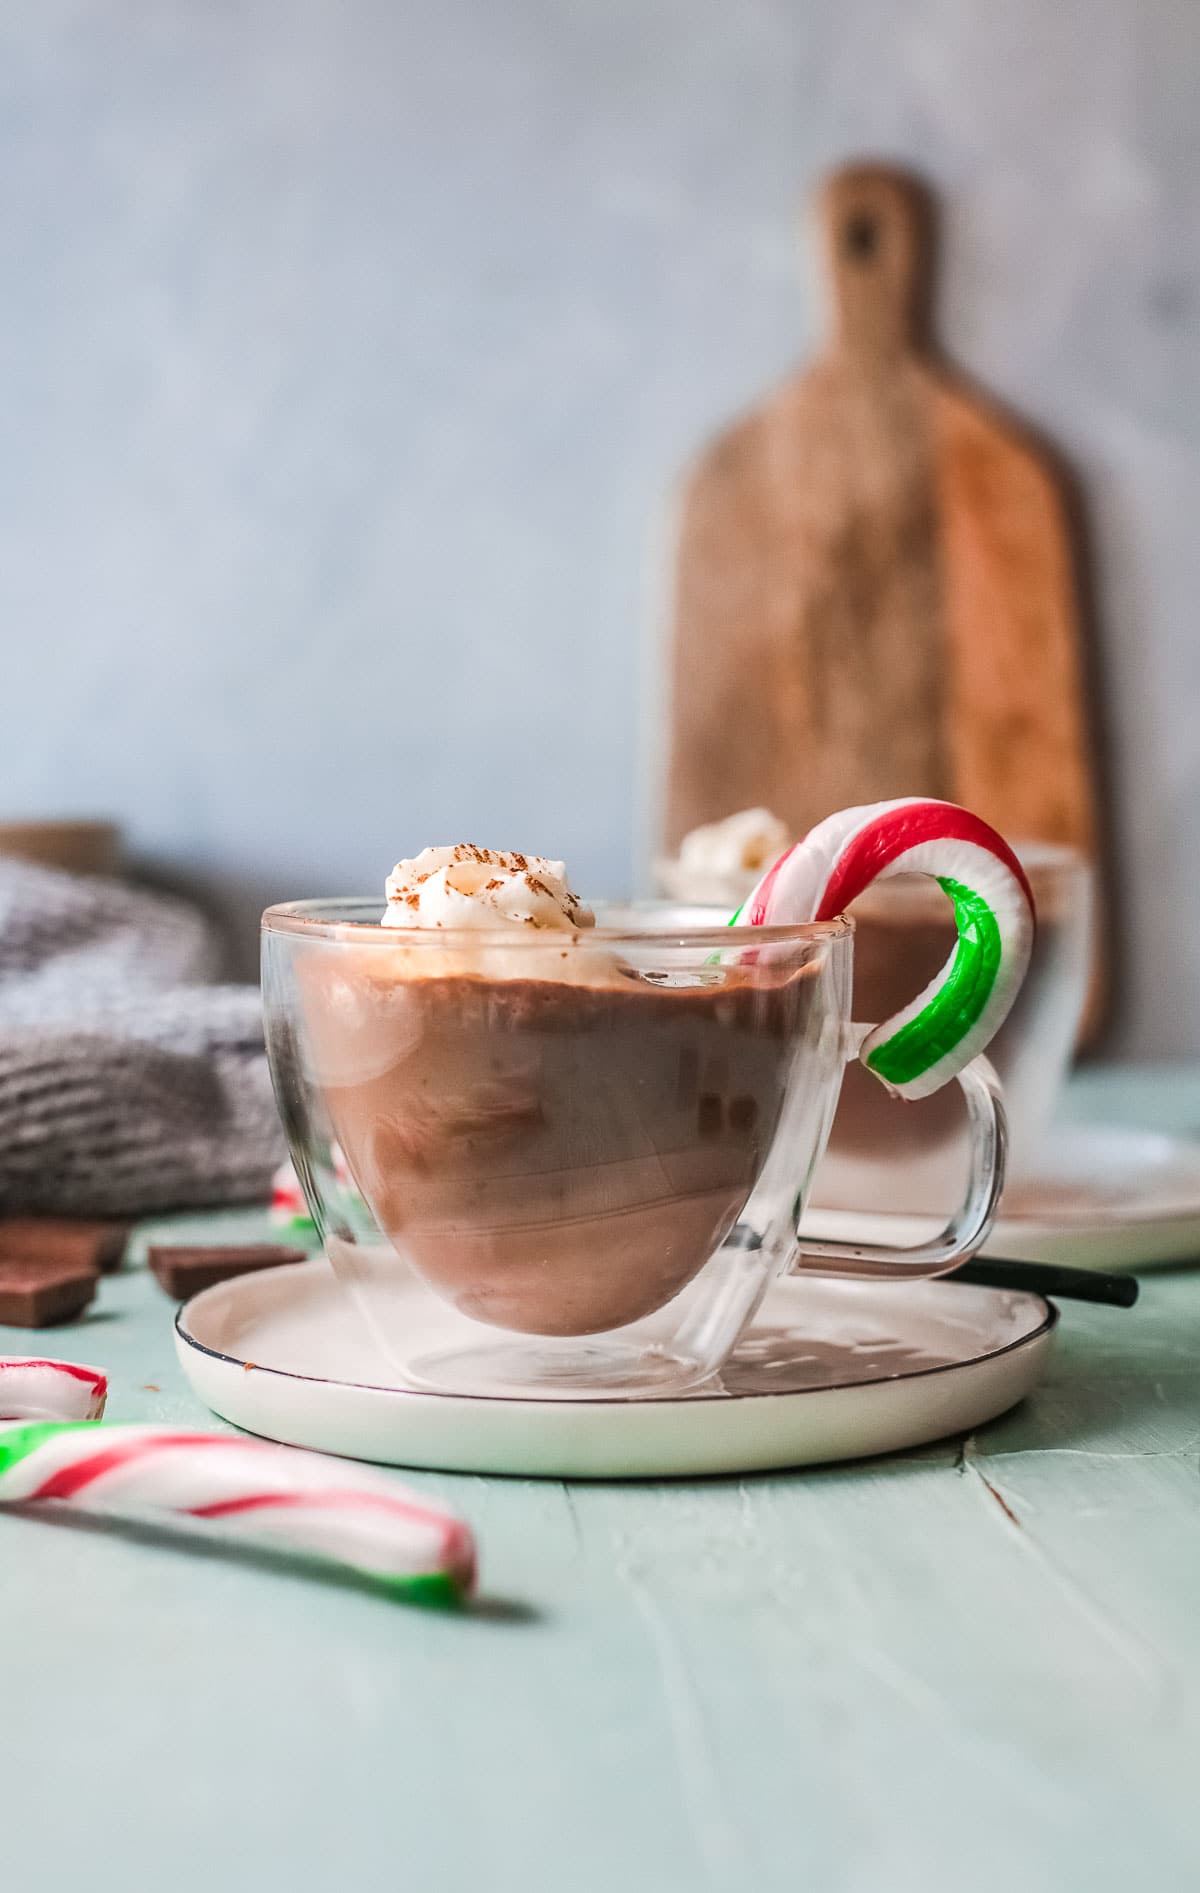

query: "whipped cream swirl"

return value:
[679, 808, 791, 880]
[382, 846, 594, 932]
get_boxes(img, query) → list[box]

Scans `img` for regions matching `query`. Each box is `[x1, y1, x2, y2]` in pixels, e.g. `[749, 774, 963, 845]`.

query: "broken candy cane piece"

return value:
[0, 1357, 108, 1422]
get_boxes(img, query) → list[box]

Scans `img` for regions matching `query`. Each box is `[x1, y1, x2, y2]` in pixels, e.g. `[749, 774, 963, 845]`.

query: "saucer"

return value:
[175, 1258, 1055, 1479]
[804, 1124, 1200, 1273]
[998, 1124, 1200, 1267]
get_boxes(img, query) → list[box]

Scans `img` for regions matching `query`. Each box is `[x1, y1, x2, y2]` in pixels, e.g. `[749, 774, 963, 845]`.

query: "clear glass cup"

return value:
[262, 900, 1007, 1400]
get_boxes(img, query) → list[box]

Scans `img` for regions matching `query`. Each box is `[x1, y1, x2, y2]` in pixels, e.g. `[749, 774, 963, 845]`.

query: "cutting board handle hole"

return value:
[842, 213, 879, 261]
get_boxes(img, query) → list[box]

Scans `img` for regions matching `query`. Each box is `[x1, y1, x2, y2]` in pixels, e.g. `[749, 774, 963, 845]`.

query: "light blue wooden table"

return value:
[5, 1063, 1200, 1893]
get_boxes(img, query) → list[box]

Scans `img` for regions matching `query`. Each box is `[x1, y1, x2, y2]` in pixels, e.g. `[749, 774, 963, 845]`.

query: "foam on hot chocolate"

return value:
[659, 808, 793, 906]
[678, 809, 791, 881]
[376, 844, 611, 987]
[383, 845, 593, 932]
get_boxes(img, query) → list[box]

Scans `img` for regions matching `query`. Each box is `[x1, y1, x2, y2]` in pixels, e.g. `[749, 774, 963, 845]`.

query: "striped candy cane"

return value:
[270, 1160, 317, 1235]
[0, 1422, 476, 1605]
[271, 1148, 358, 1236]
[0, 1358, 108, 1423]
[736, 799, 1036, 1099]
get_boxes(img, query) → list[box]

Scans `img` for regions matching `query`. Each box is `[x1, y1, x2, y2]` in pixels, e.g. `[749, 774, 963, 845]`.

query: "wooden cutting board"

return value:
[664, 162, 1098, 871]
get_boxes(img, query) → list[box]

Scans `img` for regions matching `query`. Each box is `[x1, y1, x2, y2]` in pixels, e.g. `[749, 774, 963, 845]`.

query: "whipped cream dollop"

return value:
[383, 845, 594, 932]
[679, 808, 791, 880]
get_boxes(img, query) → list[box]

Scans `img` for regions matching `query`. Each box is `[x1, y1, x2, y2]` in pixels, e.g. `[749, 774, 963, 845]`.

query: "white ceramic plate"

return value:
[804, 1124, 1200, 1272]
[175, 1258, 1055, 1479]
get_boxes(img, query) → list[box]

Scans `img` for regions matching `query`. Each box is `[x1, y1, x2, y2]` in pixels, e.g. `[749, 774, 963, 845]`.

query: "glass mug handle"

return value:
[792, 1046, 1008, 1280]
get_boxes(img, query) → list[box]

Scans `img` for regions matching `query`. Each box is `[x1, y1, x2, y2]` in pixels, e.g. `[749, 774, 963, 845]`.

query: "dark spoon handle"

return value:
[947, 1256, 1139, 1308]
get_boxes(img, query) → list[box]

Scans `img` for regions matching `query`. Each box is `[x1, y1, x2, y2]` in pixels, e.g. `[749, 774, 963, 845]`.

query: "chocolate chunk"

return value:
[0, 1260, 98, 1328]
[147, 1244, 309, 1300]
[0, 1218, 130, 1274]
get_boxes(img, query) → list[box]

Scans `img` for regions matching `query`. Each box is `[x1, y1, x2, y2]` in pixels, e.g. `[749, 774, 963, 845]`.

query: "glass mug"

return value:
[262, 900, 1006, 1400]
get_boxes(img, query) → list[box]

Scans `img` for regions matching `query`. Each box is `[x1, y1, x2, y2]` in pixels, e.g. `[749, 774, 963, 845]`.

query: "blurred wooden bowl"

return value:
[0, 820, 122, 876]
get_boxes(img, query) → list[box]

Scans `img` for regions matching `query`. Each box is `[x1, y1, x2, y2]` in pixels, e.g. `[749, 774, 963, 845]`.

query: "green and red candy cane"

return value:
[0, 1358, 476, 1606]
[734, 798, 1036, 1100]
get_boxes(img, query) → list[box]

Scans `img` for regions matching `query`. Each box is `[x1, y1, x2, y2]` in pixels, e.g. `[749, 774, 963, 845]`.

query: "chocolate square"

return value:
[0, 1219, 130, 1274]
[147, 1244, 308, 1300]
[0, 1260, 98, 1328]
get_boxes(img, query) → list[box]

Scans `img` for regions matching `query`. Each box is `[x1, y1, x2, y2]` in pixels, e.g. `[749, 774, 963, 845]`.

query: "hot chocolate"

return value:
[301, 950, 816, 1336]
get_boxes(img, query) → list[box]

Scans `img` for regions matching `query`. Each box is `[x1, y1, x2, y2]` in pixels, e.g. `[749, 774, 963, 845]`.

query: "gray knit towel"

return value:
[0, 858, 284, 1216]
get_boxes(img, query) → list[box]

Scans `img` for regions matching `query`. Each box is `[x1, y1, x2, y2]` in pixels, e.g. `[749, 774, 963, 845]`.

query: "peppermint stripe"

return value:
[7, 1359, 106, 1386]
[0, 1421, 476, 1603]
[0, 1357, 108, 1423]
[744, 847, 790, 927]
[810, 803, 1034, 923]
[24, 1429, 244, 1501]
[737, 799, 1035, 1100]
[864, 877, 1001, 1087]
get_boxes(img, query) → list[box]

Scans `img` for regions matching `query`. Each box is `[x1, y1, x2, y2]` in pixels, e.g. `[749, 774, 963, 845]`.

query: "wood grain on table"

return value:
[3, 1064, 1200, 1893]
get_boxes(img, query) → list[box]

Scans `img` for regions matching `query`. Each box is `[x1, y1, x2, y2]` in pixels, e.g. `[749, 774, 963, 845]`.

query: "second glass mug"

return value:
[262, 901, 1006, 1400]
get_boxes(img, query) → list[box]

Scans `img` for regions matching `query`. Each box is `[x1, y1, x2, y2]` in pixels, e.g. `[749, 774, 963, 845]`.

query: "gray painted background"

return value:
[1, 1, 1197, 1050]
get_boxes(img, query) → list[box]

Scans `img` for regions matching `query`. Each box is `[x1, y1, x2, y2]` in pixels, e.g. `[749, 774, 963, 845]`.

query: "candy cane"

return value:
[736, 798, 1035, 1100]
[269, 1160, 317, 1235]
[0, 1422, 476, 1605]
[271, 1148, 356, 1236]
[0, 1358, 107, 1423]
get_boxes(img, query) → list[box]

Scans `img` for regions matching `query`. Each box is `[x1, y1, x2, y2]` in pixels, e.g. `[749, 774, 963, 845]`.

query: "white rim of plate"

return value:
[174, 1263, 1057, 1407]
